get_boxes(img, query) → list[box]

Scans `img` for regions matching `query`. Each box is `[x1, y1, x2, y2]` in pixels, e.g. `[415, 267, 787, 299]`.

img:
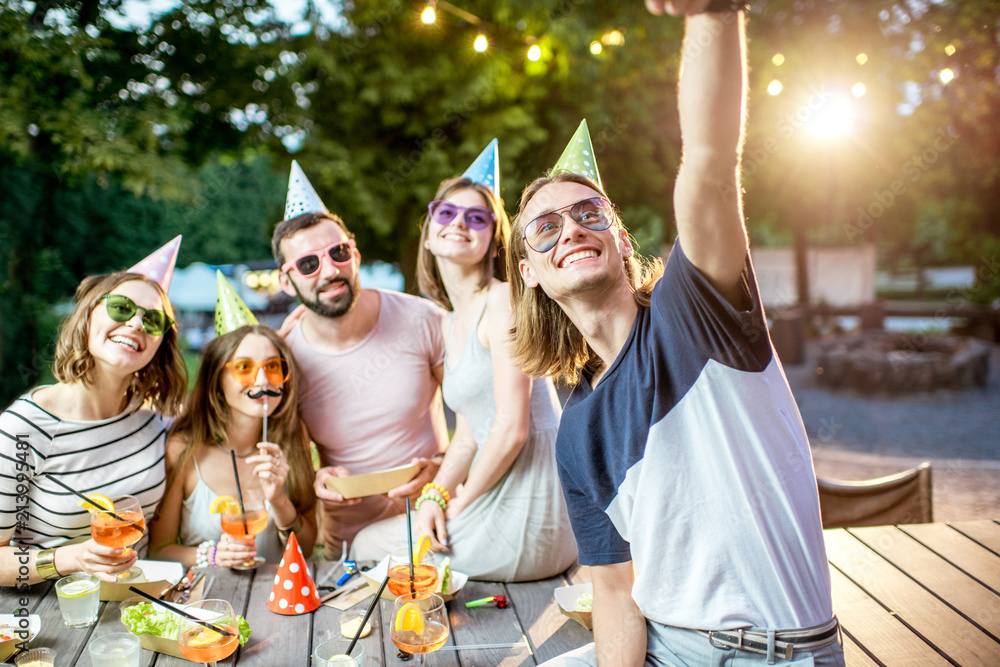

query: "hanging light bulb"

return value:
[474, 34, 488, 52]
[421, 5, 436, 25]
[527, 44, 541, 62]
[590, 41, 603, 55]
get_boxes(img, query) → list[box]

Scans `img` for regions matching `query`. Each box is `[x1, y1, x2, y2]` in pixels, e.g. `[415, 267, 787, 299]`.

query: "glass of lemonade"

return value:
[55, 573, 100, 628]
[313, 638, 365, 666]
[87, 632, 140, 667]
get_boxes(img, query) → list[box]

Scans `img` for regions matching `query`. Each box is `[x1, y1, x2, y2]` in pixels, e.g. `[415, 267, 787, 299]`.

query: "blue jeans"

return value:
[539, 620, 845, 666]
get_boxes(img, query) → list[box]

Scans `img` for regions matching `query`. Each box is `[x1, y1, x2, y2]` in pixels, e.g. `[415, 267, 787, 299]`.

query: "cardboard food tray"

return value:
[323, 464, 420, 499]
[0, 614, 40, 663]
[554, 583, 593, 631]
[121, 576, 211, 659]
[100, 560, 186, 601]
[361, 555, 467, 602]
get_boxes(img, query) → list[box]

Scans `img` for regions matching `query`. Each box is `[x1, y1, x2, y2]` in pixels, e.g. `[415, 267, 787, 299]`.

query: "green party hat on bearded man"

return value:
[215, 270, 258, 337]
[553, 119, 602, 189]
[284, 160, 329, 220]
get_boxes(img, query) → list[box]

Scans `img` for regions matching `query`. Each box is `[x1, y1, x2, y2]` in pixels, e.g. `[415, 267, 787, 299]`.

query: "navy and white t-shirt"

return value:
[556, 243, 833, 631]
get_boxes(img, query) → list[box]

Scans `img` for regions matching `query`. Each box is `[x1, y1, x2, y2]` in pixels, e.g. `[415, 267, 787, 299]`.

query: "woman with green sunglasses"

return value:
[0, 272, 187, 587]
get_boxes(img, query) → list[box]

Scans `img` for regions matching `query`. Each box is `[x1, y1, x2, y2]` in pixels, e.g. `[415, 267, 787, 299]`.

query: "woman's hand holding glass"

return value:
[63, 540, 139, 583]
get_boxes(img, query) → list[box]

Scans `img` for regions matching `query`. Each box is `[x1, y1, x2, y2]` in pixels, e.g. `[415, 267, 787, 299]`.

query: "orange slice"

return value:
[77, 494, 114, 515]
[209, 495, 241, 514]
[413, 535, 433, 564]
[394, 602, 424, 634]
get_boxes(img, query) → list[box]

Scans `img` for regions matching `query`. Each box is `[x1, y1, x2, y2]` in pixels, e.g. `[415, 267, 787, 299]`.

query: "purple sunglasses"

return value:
[428, 200, 495, 230]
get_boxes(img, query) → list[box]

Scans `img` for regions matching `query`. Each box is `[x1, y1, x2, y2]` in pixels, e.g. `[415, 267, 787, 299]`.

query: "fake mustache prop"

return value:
[247, 387, 283, 443]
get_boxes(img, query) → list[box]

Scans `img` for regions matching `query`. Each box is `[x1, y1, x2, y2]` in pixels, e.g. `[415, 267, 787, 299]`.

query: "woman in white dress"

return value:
[352, 173, 576, 581]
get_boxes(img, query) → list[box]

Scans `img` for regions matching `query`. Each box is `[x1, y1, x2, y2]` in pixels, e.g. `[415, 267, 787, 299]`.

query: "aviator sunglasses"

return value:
[522, 196, 615, 253]
[226, 357, 290, 387]
[99, 294, 174, 336]
[428, 200, 496, 230]
[282, 239, 356, 277]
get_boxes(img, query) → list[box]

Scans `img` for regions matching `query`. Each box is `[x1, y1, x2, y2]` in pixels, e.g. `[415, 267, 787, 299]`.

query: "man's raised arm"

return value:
[672, 8, 748, 303]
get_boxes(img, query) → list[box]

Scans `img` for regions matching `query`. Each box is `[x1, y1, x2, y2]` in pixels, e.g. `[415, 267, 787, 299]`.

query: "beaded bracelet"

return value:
[195, 540, 217, 568]
[210, 543, 218, 567]
[415, 492, 447, 512]
[421, 482, 451, 503]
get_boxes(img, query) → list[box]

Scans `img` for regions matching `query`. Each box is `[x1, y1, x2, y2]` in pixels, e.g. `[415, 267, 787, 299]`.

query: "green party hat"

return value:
[215, 270, 258, 337]
[553, 119, 602, 189]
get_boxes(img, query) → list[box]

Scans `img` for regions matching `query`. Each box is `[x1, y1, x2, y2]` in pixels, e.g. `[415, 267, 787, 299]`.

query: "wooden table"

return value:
[14, 519, 1000, 665]
[826, 519, 1000, 665]
[14, 559, 593, 666]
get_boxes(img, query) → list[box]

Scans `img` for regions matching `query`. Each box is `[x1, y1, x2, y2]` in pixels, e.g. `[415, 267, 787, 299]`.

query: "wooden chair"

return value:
[817, 462, 933, 529]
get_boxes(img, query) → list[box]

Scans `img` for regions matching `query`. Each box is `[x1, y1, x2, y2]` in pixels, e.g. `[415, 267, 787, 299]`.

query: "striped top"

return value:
[0, 387, 167, 552]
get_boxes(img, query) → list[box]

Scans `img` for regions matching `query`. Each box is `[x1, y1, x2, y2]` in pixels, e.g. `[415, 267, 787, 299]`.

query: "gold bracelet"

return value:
[35, 548, 61, 580]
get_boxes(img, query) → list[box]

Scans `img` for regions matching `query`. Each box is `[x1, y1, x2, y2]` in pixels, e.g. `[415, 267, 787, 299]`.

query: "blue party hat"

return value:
[461, 138, 499, 196]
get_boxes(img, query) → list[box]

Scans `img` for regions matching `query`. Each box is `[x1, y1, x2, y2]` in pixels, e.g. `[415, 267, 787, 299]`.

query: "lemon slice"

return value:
[413, 535, 433, 564]
[340, 617, 372, 639]
[394, 602, 424, 634]
[77, 494, 114, 515]
[186, 627, 224, 649]
[209, 495, 241, 514]
[56, 578, 99, 598]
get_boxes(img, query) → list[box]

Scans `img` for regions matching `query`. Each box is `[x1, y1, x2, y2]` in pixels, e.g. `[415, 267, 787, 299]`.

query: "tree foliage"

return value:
[2, 0, 999, 406]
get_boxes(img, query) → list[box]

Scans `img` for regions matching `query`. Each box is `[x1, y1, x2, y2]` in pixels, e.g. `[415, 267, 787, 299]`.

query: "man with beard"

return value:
[273, 211, 447, 560]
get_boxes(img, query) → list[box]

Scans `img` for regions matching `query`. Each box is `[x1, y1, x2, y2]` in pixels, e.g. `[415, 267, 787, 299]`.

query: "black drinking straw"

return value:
[47, 476, 127, 522]
[229, 451, 249, 534]
[345, 575, 389, 657]
[127, 586, 235, 637]
[405, 498, 415, 595]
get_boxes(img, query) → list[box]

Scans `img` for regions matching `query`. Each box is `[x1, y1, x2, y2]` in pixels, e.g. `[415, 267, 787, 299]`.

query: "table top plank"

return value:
[508, 574, 591, 663]
[312, 562, 386, 667]
[899, 522, 1000, 590]
[826, 528, 999, 664]
[948, 519, 1000, 556]
[827, 565, 950, 666]
[849, 525, 1000, 639]
[236, 564, 313, 667]
[448, 580, 533, 666]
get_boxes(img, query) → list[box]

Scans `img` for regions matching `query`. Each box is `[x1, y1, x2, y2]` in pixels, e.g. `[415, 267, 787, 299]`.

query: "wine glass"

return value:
[386, 547, 438, 597]
[177, 599, 239, 667]
[219, 488, 268, 570]
[90, 495, 145, 582]
[390, 592, 449, 665]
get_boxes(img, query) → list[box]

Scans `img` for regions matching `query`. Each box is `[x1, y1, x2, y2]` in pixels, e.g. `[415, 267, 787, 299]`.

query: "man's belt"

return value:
[700, 617, 839, 662]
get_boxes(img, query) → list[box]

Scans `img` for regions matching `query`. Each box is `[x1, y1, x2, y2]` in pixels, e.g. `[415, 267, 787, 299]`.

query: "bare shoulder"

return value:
[164, 433, 190, 467]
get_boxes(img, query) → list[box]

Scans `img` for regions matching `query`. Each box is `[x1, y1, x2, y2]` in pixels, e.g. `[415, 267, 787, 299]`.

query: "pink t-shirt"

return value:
[287, 289, 446, 473]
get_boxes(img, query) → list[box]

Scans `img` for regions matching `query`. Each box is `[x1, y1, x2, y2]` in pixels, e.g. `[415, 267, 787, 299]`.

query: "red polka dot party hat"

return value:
[267, 532, 321, 615]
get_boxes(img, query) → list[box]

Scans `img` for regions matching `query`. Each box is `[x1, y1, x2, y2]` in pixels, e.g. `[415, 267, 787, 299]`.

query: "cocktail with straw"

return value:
[46, 477, 147, 581]
[177, 599, 240, 666]
[390, 592, 449, 663]
[208, 451, 268, 569]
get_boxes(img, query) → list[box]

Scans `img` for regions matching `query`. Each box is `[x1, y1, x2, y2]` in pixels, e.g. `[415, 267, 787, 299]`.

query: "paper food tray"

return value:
[362, 554, 467, 601]
[0, 614, 40, 662]
[554, 583, 593, 631]
[100, 560, 185, 601]
[324, 464, 420, 499]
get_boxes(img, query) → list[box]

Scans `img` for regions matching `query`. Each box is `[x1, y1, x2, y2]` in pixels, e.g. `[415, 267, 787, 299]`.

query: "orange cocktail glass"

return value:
[90, 495, 145, 581]
[391, 592, 449, 664]
[387, 547, 438, 597]
[218, 488, 268, 570]
[177, 599, 239, 667]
